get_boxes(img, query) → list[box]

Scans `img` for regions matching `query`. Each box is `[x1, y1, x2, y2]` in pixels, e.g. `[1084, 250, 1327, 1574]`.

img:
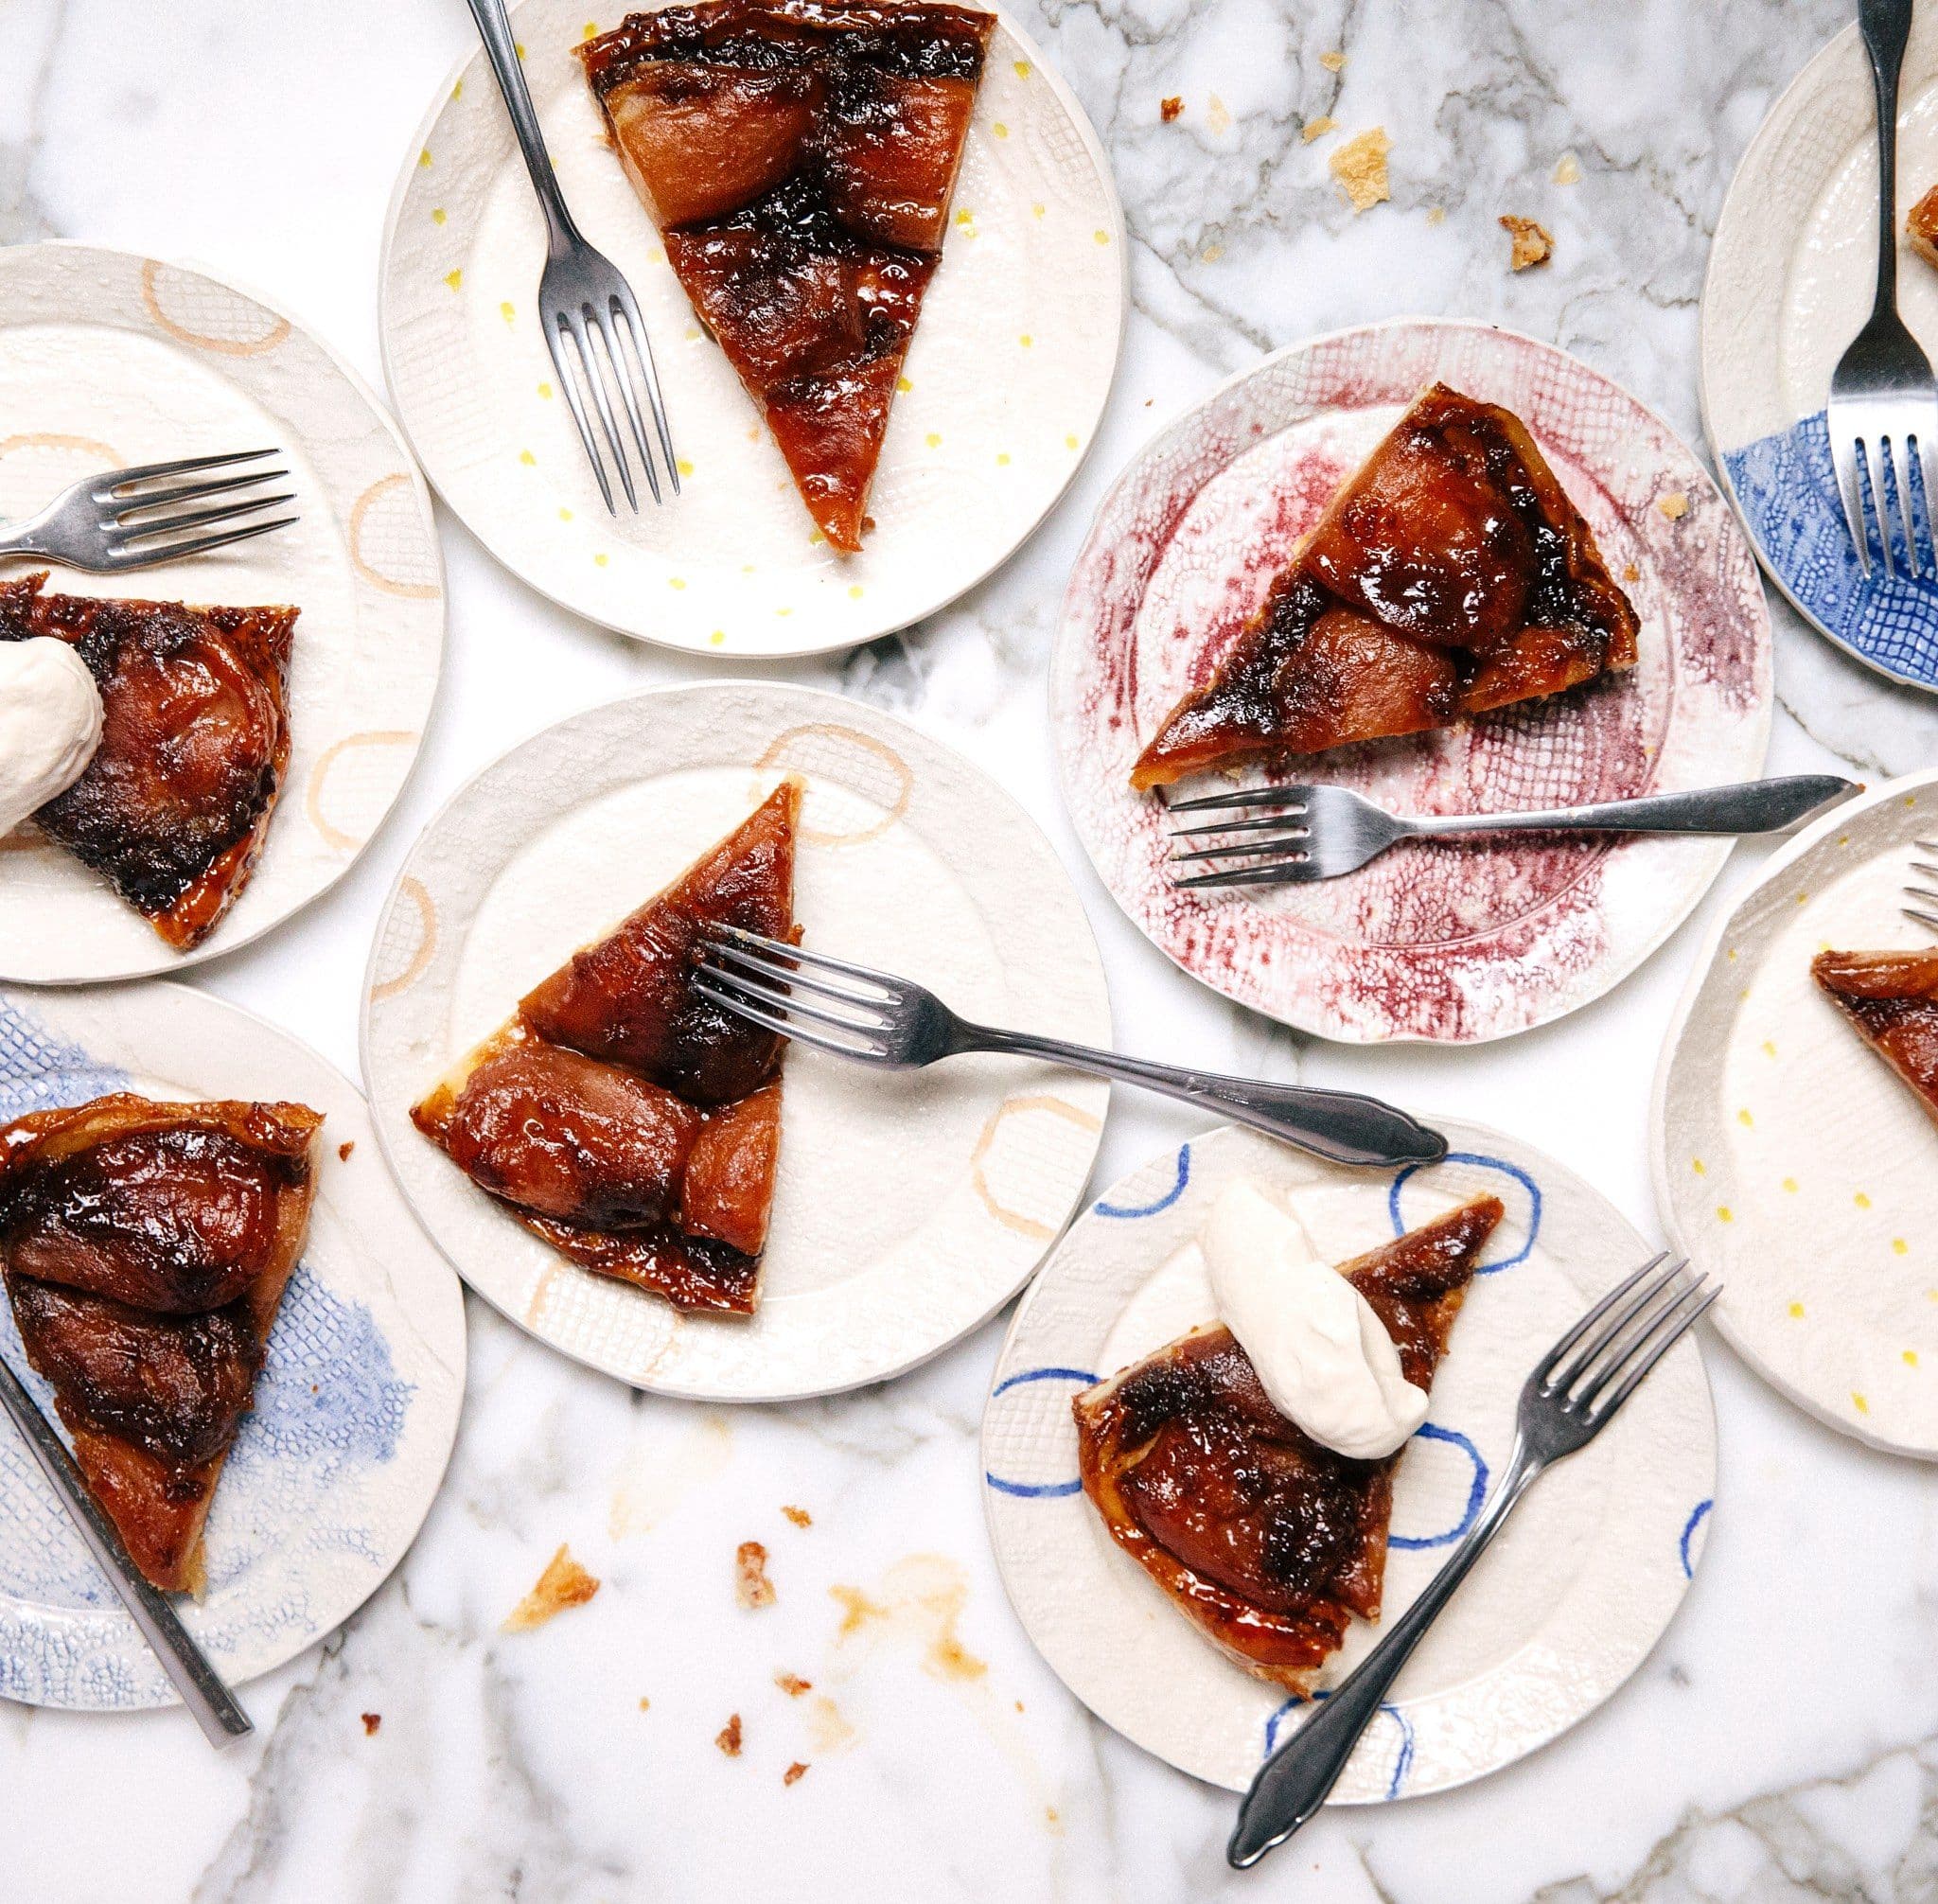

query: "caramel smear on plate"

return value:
[736, 1541, 778, 1609]
[1501, 214, 1553, 270]
[503, 1544, 601, 1631]
[829, 1554, 988, 1682]
[1330, 128, 1391, 212]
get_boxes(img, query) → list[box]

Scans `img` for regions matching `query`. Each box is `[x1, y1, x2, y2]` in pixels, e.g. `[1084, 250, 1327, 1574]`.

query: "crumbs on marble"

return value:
[502, 1543, 601, 1631]
[781, 1503, 813, 1528]
[716, 1713, 744, 1756]
[784, 1761, 810, 1786]
[361, 1712, 381, 1737]
[1302, 115, 1336, 143]
[737, 1540, 777, 1609]
[1319, 49, 1346, 70]
[1329, 128, 1390, 212]
[1159, 95, 1182, 123]
[1553, 150, 1582, 185]
[775, 1671, 813, 1697]
[1501, 214, 1553, 271]
[1658, 491, 1690, 520]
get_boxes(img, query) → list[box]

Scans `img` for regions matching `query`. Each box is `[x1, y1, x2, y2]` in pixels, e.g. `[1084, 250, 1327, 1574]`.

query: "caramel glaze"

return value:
[579, 0, 994, 552]
[0, 1094, 322, 1590]
[0, 573, 297, 947]
[1072, 1195, 1503, 1689]
[1130, 384, 1640, 788]
[1812, 947, 1938, 1121]
[414, 783, 801, 1318]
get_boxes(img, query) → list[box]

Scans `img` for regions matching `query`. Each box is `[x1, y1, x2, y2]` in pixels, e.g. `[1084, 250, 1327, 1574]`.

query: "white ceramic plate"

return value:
[1653, 769, 1938, 1458]
[1053, 318, 1772, 1047]
[0, 241, 445, 984]
[378, 0, 1124, 659]
[1702, 16, 1938, 692]
[983, 1121, 1716, 1798]
[361, 682, 1111, 1401]
[0, 981, 467, 1709]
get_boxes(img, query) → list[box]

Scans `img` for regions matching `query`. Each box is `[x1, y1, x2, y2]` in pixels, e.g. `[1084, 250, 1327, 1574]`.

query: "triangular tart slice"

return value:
[0, 573, 298, 948]
[1130, 383, 1641, 787]
[0, 1093, 323, 1591]
[1071, 1195, 1502, 1689]
[1812, 947, 1938, 1123]
[578, 0, 996, 552]
[413, 782, 800, 1317]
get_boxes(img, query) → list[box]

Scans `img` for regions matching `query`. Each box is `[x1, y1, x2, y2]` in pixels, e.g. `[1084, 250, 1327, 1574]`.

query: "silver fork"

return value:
[0, 449, 296, 573]
[466, 0, 676, 514]
[1902, 840, 1938, 929]
[1168, 775, 1856, 889]
[695, 924, 1447, 1167]
[1828, 0, 1938, 577]
[1227, 1251, 1718, 1867]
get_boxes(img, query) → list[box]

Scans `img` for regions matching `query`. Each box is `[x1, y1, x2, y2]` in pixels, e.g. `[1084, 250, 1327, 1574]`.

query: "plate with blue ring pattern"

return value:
[980, 1119, 1715, 1799]
[1703, 14, 1938, 691]
[0, 981, 466, 1710]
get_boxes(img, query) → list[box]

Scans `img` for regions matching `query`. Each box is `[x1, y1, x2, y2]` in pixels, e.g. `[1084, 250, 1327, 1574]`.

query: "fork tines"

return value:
[1537, 1252, 1718, 1421]
[1833, 425, 1936, 582]
[101, 448, 298, 567]
[1163, 783, 1313, 887]
[544, 281, 678, 517]
[692, 923, 895, 1061]
[1904, 841, 1938, 932]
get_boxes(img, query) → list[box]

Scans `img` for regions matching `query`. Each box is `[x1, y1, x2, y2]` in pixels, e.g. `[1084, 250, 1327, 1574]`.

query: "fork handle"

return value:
[954, 1027, 1446, 1167]
[1861, 0, 1915, 319]
[1400, 775, 1854, 841]
[1226, 1448, 1542, 1867]
[466, 0, 581, 254]
[0, 1351, 253, 1749]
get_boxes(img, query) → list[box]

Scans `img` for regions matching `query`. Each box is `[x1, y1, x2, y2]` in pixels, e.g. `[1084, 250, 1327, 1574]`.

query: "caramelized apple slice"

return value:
[1812, 948, 1938, 1125]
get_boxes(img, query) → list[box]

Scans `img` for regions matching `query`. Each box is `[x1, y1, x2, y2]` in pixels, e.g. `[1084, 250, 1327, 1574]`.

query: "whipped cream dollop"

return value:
[1204, 1182, 1429, 1460]
[0, 638, 104, 837]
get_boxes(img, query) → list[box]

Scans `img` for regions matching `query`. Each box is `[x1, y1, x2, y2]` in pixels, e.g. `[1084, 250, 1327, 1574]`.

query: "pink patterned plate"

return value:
[1052, 319, 1773, 1044]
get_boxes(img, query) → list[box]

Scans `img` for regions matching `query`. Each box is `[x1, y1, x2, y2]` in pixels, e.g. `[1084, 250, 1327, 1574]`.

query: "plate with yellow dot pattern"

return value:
[377, 0, 1124, 657]
[1653, 768, 1938, 1457]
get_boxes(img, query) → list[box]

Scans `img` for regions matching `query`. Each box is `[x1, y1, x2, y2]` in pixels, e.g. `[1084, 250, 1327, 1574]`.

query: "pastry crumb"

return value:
[502, 1544, 600, 1631]
[736, 1540, 778, 1609]
[1319, 49, 1346, 70]
[1658, 491, 1690, 520]
[775, 1671, 813, 1698]
[784, 1760, 810, 1786]
[1501, 214, 1553, 271]
[1553, 150, 1582, 185]
[638, 1696, 651, 1710]
[1623, 562, 1641, 582]
[781, 1504, 813, 1528]
[716, 1713, 744, 1756]
[1425, 204, 1446, 226]
[337, 1140, 355, 1162]
[1301, 114, 1337, 143]
[1159, 95, 1182, 122]
[1329, 128, 1391, 213]
[361, 1712, 381, 1736]
[1910, 184, 1938, 268]
[1207, 93, 1232, 135]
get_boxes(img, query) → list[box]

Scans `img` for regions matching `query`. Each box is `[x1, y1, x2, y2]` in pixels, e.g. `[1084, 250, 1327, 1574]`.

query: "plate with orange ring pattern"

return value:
[359, 682, 1110, 1402]
[0, 242, 445, 984]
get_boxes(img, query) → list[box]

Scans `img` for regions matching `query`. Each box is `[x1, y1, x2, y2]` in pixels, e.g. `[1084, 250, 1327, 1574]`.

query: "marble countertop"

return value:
[5, 0, 1938, 1898]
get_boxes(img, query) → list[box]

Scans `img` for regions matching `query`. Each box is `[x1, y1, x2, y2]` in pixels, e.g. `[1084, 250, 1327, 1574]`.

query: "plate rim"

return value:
[0, 974, 469, 1708]
[374, 0, 1128, 662]
[1050, 310, 1774, 1047]
[356, 675, 1113, 1402]
[0, 237, 450, 987]
[1649, 763, 1938, 1459]
[980, 1117, 1718, 1799]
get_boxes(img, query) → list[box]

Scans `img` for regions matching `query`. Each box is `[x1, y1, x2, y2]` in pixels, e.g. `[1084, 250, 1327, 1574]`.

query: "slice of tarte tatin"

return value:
[0, 1093, 323, 1591]
[1130, 383, 1640, 788]
[413, 782, 800, 1317]
[578, 0, 995, 553]
[0, 573, 298, 949]
[1071, 1194, 1502, 1689]
[1811, 947, 1938, 1124]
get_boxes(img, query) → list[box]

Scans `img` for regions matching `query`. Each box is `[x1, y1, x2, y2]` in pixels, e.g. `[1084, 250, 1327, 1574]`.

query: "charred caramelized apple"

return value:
[578, 0, 995, 552]
[1130, 384, 1640, 788]
[1071, 1196, 1501, 1688]
[413, 784, 801, 1317]
[0, 573, 297, 948]
[0, 1094, 323, 1591]
[1812, 948, 1938, 1125]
